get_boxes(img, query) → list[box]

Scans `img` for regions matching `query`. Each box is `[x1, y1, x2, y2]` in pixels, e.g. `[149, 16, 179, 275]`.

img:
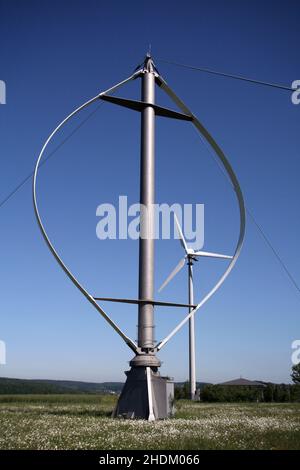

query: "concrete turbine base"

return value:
[113, 363, 174, 420]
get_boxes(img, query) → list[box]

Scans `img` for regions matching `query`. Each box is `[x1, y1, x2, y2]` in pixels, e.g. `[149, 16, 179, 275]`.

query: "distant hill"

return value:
[0, 377, 124, 395]
[0, 377, 210, 395]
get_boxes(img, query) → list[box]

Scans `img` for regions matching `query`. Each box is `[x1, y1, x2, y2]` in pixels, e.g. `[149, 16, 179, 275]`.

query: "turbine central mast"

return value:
[138, 54, 156, 353]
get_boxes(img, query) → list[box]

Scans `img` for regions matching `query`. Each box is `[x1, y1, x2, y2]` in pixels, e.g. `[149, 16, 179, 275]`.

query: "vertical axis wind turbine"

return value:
[159, 214, 232, 399]
[33, 53, 245, 420]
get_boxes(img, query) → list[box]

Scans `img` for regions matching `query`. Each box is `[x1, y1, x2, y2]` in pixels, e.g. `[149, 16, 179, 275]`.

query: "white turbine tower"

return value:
[159, 214, 232, 400]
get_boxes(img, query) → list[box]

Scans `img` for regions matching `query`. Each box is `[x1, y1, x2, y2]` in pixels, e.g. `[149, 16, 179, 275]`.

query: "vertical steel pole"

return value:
[188, 259, 196, 399]
[114, 55, 173, 418]
[138, 58, 156, 351]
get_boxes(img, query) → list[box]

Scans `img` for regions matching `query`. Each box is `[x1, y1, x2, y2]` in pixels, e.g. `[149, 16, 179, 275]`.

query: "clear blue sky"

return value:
[0, 0, 299, 384]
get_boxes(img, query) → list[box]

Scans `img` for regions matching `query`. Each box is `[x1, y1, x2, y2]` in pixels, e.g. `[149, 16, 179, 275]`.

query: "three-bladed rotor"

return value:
[159, 214, 233, 293]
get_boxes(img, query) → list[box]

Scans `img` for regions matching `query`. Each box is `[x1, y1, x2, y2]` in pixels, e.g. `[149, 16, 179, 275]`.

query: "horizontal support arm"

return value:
[99, 94, 193, 121]
[94, 297, 197, 309]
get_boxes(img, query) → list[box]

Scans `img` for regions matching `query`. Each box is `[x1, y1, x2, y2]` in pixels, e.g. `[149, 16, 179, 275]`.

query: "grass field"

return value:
[0, 394, 299, 450]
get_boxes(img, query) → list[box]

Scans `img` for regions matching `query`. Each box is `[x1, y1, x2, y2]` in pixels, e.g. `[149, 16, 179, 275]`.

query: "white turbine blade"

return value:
[174, 213, 189, 255]
[193, 250, 233, 259]
[158, 257, 186, 292]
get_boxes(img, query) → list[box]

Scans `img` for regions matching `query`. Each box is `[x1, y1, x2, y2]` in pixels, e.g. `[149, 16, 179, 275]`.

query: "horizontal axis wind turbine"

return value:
[159, 214, 232, 399]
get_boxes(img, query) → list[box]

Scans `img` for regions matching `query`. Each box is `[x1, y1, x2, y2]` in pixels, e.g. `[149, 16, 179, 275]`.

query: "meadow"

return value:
[0, 394, 299, 450]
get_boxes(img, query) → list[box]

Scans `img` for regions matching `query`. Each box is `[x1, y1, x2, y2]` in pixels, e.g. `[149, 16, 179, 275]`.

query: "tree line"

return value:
[175, 363, 300, 402]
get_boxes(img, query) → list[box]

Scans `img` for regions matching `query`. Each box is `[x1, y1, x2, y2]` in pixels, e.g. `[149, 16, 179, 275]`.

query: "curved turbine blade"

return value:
[174, 213, 189, 255]
[154, 75, 245, 353]
[158, 257, 186, 292]
[193, 250, 233, 259]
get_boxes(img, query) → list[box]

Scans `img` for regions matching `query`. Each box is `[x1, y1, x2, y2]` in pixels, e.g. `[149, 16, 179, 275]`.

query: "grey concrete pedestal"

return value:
[113, 362, 174, 420]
